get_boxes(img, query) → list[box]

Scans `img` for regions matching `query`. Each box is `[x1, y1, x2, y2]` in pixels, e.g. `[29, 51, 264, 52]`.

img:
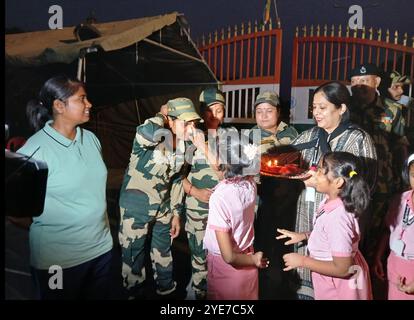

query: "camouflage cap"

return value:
[199, 87, 225, 107]
[254, 91, 280, 108]
[167, 98, 203, 122]
[390, 70, 411, 85]
[350, 63, 381, 78]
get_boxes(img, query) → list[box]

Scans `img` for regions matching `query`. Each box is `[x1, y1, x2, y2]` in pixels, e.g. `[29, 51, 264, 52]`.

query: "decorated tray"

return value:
[260, 154, 310, 180]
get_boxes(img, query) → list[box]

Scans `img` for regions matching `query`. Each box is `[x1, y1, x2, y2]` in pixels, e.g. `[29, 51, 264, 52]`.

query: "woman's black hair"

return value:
[217, 128, 256, 179]
[402, 154, 414, 186]
[26, 75, 85, 132]
[320, 151, 370, 217]
[313, 81, 351, 123]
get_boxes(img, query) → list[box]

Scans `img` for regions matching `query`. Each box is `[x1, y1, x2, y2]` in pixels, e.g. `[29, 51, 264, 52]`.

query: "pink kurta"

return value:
[307, 197, 372, 300]
[203, 177, 258, 300]
[385, 190, 414, 300]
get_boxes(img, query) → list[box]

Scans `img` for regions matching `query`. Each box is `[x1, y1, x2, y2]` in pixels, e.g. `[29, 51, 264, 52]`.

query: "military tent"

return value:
[5, 12, 218, 182]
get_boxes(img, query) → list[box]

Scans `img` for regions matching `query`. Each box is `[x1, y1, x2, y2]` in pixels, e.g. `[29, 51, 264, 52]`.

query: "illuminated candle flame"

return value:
[274, 160, 278, 166]
[267, 160, 272, 167]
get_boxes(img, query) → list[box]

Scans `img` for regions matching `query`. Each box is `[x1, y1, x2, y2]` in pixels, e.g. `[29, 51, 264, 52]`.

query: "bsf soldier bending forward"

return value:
[118, 98, 202, 299]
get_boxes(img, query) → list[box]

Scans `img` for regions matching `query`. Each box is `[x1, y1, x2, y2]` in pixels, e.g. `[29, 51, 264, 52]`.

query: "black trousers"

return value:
[31, 249, 113, 300]
[254, 177, 303, 300]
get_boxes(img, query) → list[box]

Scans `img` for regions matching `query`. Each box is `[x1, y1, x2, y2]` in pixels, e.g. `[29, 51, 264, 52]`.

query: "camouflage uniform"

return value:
[246, 122, 299, 155]
[351, 95, 408, 248]
[244, 91, 299, 210]
[119, 98, 201, 297]
[244, 121, 299, 189]
[399, 91, 414, 123]
[244, 91, 299, 155]
[185, 138, 220, 297]
[388, 71, 412, 182]
[184, 87, 226, 298]
[399, 96, 414, 147]
[389, 71, 412, 124]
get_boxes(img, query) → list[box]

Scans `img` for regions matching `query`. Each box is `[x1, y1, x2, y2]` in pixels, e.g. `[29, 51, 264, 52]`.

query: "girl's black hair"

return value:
[26, 75, 85, 132]
[321, 151, 370, 217]
[402, 154, 414, 186]
[314, 81, 351, 123]
[217, 128, 256, 179]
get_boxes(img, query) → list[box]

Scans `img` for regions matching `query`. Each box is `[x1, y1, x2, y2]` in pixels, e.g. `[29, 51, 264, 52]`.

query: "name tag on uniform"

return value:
[305, 187, 316, 202]
[390, 239, 406, 256]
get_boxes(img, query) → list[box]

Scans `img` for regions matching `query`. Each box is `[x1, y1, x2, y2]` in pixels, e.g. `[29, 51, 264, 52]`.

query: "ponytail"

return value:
[26, 75, 85, 132]
[26, 100, 52, 132]
[217, 127, 257, 179]
[339, 174, 370, 217]
[321, 151, 370, 217]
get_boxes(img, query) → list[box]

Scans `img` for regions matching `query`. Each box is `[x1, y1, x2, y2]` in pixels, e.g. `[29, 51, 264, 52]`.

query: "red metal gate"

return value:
[198, 19, 282, 123]
[291, 25, 414, 126]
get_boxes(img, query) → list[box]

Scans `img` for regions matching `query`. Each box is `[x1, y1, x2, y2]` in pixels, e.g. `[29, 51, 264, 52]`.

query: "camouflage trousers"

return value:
[185, 208, 208, 295]
[119, 190, 176, 297]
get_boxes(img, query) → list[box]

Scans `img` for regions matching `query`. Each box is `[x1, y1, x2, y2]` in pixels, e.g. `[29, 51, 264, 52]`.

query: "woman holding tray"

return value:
[276, 81, 377, 299]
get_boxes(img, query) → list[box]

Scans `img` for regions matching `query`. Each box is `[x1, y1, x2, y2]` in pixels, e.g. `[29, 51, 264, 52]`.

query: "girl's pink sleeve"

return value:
[208, 192, 231, 232]
[328, 210, 355, 257]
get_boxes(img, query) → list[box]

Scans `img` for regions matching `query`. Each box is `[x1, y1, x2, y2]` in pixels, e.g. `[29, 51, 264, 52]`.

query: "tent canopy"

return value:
[6, 12, 218, 171]
[6, 12, 200, 67]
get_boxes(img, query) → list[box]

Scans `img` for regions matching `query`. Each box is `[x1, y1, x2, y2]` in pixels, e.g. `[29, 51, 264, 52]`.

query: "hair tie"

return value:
[349, 170, 357, 178]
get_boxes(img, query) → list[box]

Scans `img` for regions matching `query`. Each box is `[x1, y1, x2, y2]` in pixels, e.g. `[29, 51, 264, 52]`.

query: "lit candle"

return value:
[274, 160, 278, 166]
[267, 160, 272, 167]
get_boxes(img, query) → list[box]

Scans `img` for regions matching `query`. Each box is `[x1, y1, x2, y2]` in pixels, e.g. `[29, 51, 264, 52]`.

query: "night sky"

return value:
[6, 0, 414, 99]
[6, 0, 413, 37]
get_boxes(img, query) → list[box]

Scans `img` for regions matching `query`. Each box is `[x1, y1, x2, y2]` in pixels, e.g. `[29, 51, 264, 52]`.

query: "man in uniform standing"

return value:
[350, 64, 408, 276]
[182, 87, 227, 300]
[380, 71, 414, 152]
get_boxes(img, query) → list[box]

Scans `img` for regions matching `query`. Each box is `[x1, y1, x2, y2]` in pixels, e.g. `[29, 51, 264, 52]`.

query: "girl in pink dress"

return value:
[277, 151, 372, 300]
[374, 153, 414, 299]
[203, 136, 269, 300]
